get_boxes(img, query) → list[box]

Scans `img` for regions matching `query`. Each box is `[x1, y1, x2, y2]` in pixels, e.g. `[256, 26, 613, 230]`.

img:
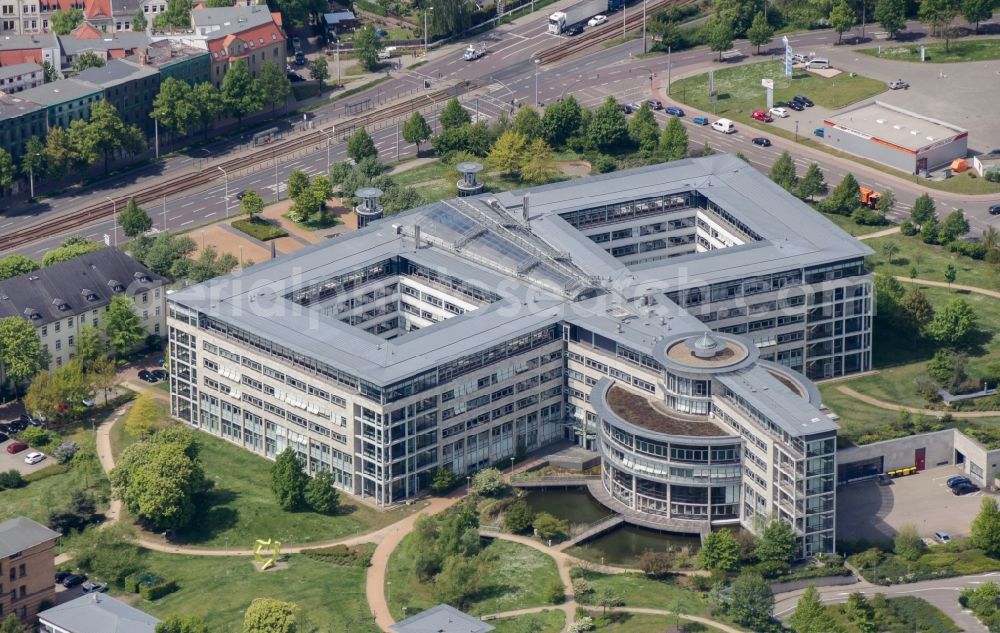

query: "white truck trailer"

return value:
[547, 0, 606, 34]
[463, 42, 487, 60]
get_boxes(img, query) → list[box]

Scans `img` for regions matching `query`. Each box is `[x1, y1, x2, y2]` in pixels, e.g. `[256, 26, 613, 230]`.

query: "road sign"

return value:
[707, 69, 714, 96]
[761, 78, 774, 89]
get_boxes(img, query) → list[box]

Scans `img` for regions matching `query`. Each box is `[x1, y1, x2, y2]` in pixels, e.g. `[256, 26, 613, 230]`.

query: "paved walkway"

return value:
[836, 385, 1000, 418]
[857, 226, 902, 240]
[897, 276, 1000, 299]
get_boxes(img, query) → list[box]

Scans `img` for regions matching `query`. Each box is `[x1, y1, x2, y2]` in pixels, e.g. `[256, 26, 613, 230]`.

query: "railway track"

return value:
[0, 80, 476, 254]
[536, 0, 693, 65]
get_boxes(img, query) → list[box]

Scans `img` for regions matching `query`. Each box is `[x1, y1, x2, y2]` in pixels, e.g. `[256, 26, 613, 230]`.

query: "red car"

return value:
[6, 441, 28, 454]
[751, 110, 773, 123]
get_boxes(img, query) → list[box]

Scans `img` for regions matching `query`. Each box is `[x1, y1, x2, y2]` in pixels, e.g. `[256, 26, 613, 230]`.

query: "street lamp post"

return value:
[510, 456, 515, 478]
[27, 152, 40, 200]
[642, 0, 647, 54]
[105, 196, 117, 247]
[217, 166, 230, 218]
[424, 7, 434, 56]
[320, 126, 335, 173]
[466, 476, 471, 495]
[533, 59, 540, 107]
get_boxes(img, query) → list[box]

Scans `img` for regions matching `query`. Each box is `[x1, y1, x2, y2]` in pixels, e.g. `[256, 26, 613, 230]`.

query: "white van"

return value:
[804, 58, 831, 69]
[711, 118, 736, 134]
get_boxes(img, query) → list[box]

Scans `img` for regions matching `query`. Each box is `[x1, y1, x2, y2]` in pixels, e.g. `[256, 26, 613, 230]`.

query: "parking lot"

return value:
[0, 437, 51, 475]
[837, 465, 990, 544]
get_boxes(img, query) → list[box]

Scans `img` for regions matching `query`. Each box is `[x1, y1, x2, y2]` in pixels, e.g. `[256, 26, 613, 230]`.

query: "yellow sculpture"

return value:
[253, 538, 282, 570]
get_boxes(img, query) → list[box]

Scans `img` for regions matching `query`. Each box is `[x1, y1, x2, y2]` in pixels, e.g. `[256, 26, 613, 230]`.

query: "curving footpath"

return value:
[835, 385, 1000, 418]
[896, 276, 1000, 300]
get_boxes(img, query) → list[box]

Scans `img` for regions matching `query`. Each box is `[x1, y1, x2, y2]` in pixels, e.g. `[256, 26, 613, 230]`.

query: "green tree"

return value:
[756, 518, 796, 566]
[876, 188, 896, 216]
[402, 111, 433, 155]
[90, 355, 119, 404]
[939, 209, 970, 243]
[0, 149, 13, 195]
[222, 60, 264, 128]
[488, 130, 528, 176]
[0, 254, 39, 281]
[533, 512, 568, 540]
[131, 232, 196, 277]
[430, 467, 458, 494]
[790, 584, 838, 633]
[440, 98, 472, 131]
[588, 96, 629, 151]
[50, 7, 84, 34]
[110, 433, 206, 530]
[658, 115, 689, 161]
[769, 151, 797, 191]
[243, 598, 298, 633]
[0, 316, 46, 396]
[24, 360, 91, 421]
[104, 295, 144, 356]
[513, 106, 544, 141]
[920, 0, 961, 50]
[972, 495, 1000, 557]
[258, 60, 291, 113]
[728, 572, 774, 630]
[845, 592, 877, 633]
[911, 193, 936, 226]
[21, 136, 45, 190]
[893, 524, 926, 561]
[240, 189, 265, 220]
[829, 0, 857, 43]
[41, 240, 102, 266]
[152, 78, 197, 137]
[354, 26, 382, 72]
[596, 587, 624, 615]
[155, 616, 208, 633]
[42, 127, 74, 181]
[471, 467, 506, 496]
[271, 448, 309, 511]
[119, 198, 153, 238]
[347, 128, 378, 163]
[288, 169, 310, 200]
[72, 50, 106, 73]
[309, 56, 329, 91]
[503, 500, 535, 534]
[541, 95, 583, 146]
[124, 392, 163, 437]
[304, 469, 339, 514]
[961, 0, 993, 33]
[434, 556, 479, 610]
[944, 263, 957, 286]
[875, 0, 907, 38]
[87, 100, 129, 172]
[186, 246, 238, 282]
[521, 138, 555, 184]
[821, 173, 860, 216]
[191, 82, 224, 138]
[699, 529, 739, 572]
[928, 297, 977, 346]
[882, 241, 900, 265]
[707, 17, 734, 61]
[797, 163, 828, 201]
[132, 8, 147, 31]
[900, 286, 934, 336]
[67, 118, 98, 172]
[429, 0, 473, 39]
[0, 615, 27, 633]
[746, 11, 774, 54]
[628, 102, 660, 153]
[153, 0, 193, 30]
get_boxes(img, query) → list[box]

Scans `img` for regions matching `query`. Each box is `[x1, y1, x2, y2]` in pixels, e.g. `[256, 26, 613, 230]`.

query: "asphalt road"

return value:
[4, 11, 999, 255]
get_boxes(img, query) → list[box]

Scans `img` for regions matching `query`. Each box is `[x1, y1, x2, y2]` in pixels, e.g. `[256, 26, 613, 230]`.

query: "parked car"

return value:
[82, 581, 108, 594]
[751, 110, 773, 122]
[24, 452, 46, 465]
[804, 58, 830, 69]
[793, 95, 814, 107]
[294, 51, 307, 66]
[565, 24, 583, 35]
[54, 571, 71, 584]
[990, 204, 1000, 216]
[0, 433, 7, 443]
[6, 441, 28, 455]
[152, 369, 168, 381]
[711, 118, 736, 134]
[374, 28, 388, 37]
[138, 370, 158, 383]
[813, 128, 825, 138]
[751, 137, 771, 147]
[769, 106, 789, 118]
[953, 482, 980, 496]
[692, 116, 709, 125]
[626, 102, 642, 112]
[619, 103, 634, 114]
[81, 398, 95, 407]
[791, 53, 809, 63]
[0, 422, 11, 433]
[646, 99, 663, 110]
[20, 413, 44, 427]
[7, 419, 26, 432]
[62, 574, 86, 588]
[587, 14, 607, 26]
[664, 106, 684, 117]
[888, 78, 909, 90]
[785, 100, 805, 111]
[934, 532, 952, 544]
[947, 475, 972, 489]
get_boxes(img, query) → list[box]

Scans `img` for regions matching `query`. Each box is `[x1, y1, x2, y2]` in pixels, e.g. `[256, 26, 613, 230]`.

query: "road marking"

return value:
[0, 222, 12, 229]
[205, 212, 216, 217]
[181, 220, 193, 226]
[181, 201, 196, 208]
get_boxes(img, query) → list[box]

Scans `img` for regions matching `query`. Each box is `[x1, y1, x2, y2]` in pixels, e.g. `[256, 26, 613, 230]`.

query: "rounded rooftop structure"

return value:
[355, 187, 384, 228]
[456, 161, 485, 197]
[655, 330, 758, 375]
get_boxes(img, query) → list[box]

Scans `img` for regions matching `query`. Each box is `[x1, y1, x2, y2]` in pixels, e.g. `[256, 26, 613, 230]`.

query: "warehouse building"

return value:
[167, 155, 872, 555]
[821, 101, 968, 174]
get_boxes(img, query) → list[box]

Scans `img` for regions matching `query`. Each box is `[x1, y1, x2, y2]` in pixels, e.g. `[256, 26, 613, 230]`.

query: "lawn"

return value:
[671, 61, 885, 118]
[821, 210, 895, 237]
[591, 613, 728, 633]
[138, 430, 421, 548]
[128, 551, 378, 633]
[386, 534, 562, 619]
[827, 596, 959, 633]
[571, 569, 708, 615]
[231, 218, 289, 241]
[491, 610, 565, 633]
[0, 430, 108, 525]
[861, 39, 1000, 63]
[867, 234, 1000, 292]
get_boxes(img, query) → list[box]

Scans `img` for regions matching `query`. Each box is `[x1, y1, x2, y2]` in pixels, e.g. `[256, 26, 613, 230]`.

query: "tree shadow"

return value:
[170, 487, 240, 544]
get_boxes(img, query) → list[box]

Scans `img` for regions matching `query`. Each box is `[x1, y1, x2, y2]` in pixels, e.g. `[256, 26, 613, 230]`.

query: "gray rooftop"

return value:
[16, 78, 101, 106]
[390, 604, 494, 633]
[39, 594, 160, 633]
[0, 247, 165, 327]
[75, 58, 157, 87]
[0, 516, 60, 558]
[58, 31, 150, 55]
[0, 62, 42, 81]
[827, 100, 967, 153]
[0, 32, 59, 51]
[191, 5, 276, 37]
[0, 92, 44, 121]
[324, 10, 356, 24]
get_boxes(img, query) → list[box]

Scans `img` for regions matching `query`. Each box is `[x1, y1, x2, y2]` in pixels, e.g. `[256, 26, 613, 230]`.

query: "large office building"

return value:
[167, 155, 871, 556]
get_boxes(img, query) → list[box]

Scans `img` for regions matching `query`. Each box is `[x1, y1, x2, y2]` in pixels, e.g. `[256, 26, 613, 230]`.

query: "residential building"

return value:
[322, 10, 356, 35]
[0, 91, 44, 160]
[132, 39, 210, 85]
[390, 604, 494, 633]
[38, 594, 160, 633]
[58, 24, 149, 68]
[0, 32, 59, 66]
[0, 247, 167, 370]
[0, 60, 43, 92]
[14, 76, 100, 127]
[820, 101, 968, 174]
[167, 155, 872, 555]
[0, 516, 60, 622]
[74, 57, 158, 133]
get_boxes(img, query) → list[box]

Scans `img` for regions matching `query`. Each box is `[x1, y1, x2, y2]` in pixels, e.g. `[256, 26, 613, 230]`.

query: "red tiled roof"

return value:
[84, 0, 112, 19]
[270, 11, 281, 26]
[109, 48, 126, 58]
[0, 50, 42, 66]
[206, 21, 284, 56]
[70, 22, 104, 39]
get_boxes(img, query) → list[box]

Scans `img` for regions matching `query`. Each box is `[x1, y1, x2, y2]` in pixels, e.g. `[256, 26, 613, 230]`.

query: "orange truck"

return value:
[859, 187, 882, 209]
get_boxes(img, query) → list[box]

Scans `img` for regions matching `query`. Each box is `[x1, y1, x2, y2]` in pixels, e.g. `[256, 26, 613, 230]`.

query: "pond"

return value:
[523, 489, 610, 527]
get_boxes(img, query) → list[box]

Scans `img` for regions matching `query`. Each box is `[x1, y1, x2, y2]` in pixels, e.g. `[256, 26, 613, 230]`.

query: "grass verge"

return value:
[826, 596, 958, 632]
[490, 610, 565, 633]
[861, 39, 1000, 63]
[231, 218, 289, 241]
[571, 569, 708, 614]
[592, 613, 728, 633]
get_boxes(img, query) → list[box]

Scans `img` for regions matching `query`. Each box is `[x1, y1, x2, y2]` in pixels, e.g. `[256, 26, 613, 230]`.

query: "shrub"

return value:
[54, 441, 78, 464]
[139, 578, 178, 600]
[533, 512, 568, 540]
[503, 500, 535, 534]
[572, 577, 594, 598]
[18, 426, 54, 447]
[471, 468, 506, 496]
[638, 550, 675, 577]
[300, 544, 374, 567]
[543, 577, 565, 604]
[592, 154, 616, 173]
[900, 220, 918, 236]
[0, 469, 25, 489]
[985, 168, 1000, 183]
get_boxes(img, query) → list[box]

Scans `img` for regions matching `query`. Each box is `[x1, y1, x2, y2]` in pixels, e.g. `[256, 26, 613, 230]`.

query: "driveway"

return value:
[837, 465, 990, 544]
[0, 438, 53, 475]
